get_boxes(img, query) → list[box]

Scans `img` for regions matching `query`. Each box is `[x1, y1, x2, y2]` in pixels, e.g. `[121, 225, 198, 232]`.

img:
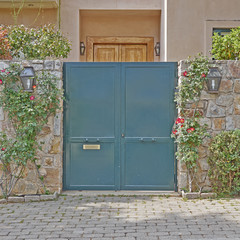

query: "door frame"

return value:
[86, 36, 154, 62]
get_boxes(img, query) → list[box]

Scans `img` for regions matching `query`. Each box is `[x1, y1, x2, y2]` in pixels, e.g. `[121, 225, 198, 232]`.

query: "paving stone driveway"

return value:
[0, 194, 240, 240]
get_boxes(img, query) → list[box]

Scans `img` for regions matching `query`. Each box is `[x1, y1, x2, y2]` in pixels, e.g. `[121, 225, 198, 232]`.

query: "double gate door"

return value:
[64, 62, 177, 190]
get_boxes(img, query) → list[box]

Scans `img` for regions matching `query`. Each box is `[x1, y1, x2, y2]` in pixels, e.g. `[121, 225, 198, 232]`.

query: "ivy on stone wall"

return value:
[172, 54, 210, 192]
[0, 64, 63, 198]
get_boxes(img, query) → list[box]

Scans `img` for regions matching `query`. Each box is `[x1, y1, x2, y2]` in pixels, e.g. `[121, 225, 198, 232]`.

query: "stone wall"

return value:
[0, 60, 63, 195]
[178, 60, 240, 192]
[2, 59, 239, 195]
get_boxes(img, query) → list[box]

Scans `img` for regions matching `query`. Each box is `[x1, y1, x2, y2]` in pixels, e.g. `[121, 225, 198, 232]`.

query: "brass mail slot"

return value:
[83, 144, 100, 150]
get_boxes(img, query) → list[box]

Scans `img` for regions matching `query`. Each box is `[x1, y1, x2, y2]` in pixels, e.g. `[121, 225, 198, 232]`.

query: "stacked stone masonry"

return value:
[178, 60, 240, 191]
[0, 60, 63, 195]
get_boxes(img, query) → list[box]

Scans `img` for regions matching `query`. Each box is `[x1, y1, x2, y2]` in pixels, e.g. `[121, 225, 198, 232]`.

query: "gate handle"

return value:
[85, 138, 100, 143]
[139, 138, 156, 142]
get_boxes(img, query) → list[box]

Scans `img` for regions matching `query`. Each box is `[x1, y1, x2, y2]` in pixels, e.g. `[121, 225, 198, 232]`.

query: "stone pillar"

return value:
[177, 60, 240, 192]
[0, 60, 63, 195]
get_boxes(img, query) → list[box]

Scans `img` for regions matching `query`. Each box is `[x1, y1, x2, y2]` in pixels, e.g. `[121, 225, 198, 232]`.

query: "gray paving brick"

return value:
[0, 196, 240, 240]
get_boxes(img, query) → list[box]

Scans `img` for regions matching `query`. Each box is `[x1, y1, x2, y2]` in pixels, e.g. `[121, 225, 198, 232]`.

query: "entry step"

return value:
[62, 190, 180, 197]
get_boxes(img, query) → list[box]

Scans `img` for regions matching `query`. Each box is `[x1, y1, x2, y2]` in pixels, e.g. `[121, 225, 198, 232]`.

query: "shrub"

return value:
[208, 130, 240, 196]
[212, 26, 240, 60]
[0, 24, 71, 60]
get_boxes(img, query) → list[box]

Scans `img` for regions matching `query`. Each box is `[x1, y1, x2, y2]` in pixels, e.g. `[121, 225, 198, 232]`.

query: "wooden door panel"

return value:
[121, 44, 147, 62]
[94, 44, 119, 62]
[87, 37, 154, 62]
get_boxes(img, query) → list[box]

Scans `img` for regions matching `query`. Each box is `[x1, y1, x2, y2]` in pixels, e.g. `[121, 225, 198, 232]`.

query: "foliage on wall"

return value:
[212, 26, 240, 60]
[208, 130, 240, 196]
[0, 64, 63, 198]
[172, 54, 210, 192]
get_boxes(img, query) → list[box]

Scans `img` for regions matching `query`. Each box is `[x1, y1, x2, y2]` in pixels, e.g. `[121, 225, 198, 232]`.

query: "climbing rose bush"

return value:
[172, 54, 210, 192]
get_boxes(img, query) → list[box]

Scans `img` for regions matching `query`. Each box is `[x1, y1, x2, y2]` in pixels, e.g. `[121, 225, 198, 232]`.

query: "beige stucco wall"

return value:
[60, 0, 240, 62]
[167, 0, 240, 61]
[0, 8, 57, 27]
[1, 0, 240, 61]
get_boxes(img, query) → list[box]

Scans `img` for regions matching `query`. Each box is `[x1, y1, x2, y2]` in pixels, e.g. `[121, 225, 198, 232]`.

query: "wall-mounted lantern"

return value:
[154, 42, 160, 56]
[80, 42, 86, 55]
[206, 67, 222, 93]
[20, 66, 35, 92]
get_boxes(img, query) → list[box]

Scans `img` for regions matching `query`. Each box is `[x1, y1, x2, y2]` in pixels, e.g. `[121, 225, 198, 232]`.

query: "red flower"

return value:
[30, 96, 35, 100]
[32, 85, 37, 89]
[172, 130, 177, 135]
[1, 147, 6, 151]
[175, 118, 181, 124]
[183, 71, 188, 77]
[180, 125, 184, 128]
[201, 73, 206, 78]
[176, 118, 185, 124]
[1, 69, 5, 73]
[187, 127, 195, 133]
[0, 79, 2, 84]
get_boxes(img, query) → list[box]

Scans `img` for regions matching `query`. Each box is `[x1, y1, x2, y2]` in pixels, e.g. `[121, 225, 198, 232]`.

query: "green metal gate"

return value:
[63, 63, 177, 190]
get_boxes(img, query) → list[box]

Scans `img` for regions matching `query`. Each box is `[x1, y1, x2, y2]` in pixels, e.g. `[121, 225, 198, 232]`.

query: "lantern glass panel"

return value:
[207, 67, 222, 93]
[21, 77, 34, 92]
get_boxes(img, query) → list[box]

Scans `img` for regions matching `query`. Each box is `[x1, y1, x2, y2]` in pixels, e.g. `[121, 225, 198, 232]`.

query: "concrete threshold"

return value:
[62, 190, 180, 197]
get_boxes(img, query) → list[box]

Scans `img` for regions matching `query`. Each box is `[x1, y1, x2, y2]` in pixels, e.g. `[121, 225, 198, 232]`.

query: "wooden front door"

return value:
[87, 37, 154, 62]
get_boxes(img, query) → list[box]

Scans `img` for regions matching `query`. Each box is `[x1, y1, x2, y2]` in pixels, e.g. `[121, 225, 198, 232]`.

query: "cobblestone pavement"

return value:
[0, 194, 240, 240]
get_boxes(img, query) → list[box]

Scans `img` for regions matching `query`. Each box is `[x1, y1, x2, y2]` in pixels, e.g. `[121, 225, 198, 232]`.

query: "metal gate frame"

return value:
[63, 62, 178, 191]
